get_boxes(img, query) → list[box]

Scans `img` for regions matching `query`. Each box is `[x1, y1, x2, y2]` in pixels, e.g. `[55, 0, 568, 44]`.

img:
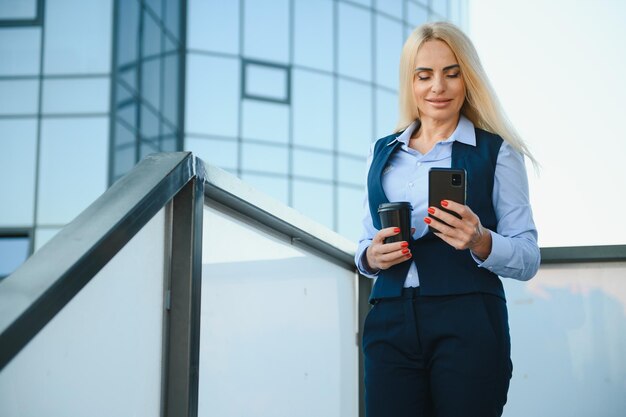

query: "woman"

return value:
[355, 22, 540, 417]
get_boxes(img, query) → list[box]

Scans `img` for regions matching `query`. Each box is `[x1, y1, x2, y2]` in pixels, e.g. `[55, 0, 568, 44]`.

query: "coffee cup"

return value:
[377, 202, 412, 244]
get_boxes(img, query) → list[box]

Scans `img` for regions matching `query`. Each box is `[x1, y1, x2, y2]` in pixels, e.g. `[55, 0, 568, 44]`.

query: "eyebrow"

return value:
[414, 64, 460, 72]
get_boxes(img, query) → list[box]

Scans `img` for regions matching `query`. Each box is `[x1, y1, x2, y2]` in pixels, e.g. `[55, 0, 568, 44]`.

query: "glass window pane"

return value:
[44, 0, 113, 74]
[241, 142, 288, 175]
[186, 137, 238, 171]
[375, 88, 398, 138]
[0, 28, 41, 76]
[407, 3, 428, 27]
[292, 69, 333, 150]
[292, 179, 334, 229]
[34, 227, 61, 251]
[338, 3, 372, 82]
[348, 0, 371, 7]
[244, 62, 288, 102]
[43, 77, 110, 114]
[375, 15, 403, 90]
[337, 185, 363, 241]
[374, 0, 402, 19]
[141, 58, 161, 110]
[0, 0, 37, 20]
[293, 0, 333, 71]
[145, 0, 162, 20]
[293, 149, 333, 181]
[337, 79, 372, 157]
[0, 119, 37, 226]
[0, 79, 39, 115]
[0, 236, 30, 277]
[162, 53, 179, 126]
[244, 0, 289, 63]
[116, 0, 139, 67]
[241, 100, 289, 144]
[164, 0, 181, 39]
[141, 105, 160, 139]
[185, 54, 239, 137]
[112, 121, 137, 179]
[188, 0, 239, 54]
[240, 173, 288, 204]
[37, 118, 108, 225]
[337, 155, 366, 186]
[142, 10, 161, 59]
[431, 0, 448, 18]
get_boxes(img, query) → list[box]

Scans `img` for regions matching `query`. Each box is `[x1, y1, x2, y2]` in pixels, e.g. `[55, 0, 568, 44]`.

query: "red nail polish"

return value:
[427, 207, 435, 214]
[402, 248, 409, 254]
[441, 200, 449, 207]
[405, 253, 412, 258]
[424, 217, 431, 224]
[401, 242, 409, 248]
[394, 227, 401, 233]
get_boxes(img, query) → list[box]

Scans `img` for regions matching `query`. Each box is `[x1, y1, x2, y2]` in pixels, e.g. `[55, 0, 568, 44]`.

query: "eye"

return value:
[447, 72, 461, 79]
[415, 73, 430, 81]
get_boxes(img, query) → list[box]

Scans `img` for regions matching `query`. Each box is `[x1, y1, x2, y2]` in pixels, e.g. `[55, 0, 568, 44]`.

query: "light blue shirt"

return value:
[355, 115, 540, 286]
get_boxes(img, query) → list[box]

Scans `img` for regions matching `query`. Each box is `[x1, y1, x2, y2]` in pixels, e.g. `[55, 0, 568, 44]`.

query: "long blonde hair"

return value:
[397, 21, 537, 166]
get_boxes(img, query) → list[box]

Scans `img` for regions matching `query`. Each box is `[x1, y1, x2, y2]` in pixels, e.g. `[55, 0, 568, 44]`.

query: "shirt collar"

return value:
[388, 115, 476, 147]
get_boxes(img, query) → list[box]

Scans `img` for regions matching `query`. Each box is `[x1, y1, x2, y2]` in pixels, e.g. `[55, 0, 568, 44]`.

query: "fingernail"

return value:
[402, 248, 410, 254]
[423, 217, 432, 224]
[401, 242, 409, 248]
[394, 227, 400, 233]
[427, 207, 435, 214]
[405, 253, 412, 258]
[441, 200, 449, 207]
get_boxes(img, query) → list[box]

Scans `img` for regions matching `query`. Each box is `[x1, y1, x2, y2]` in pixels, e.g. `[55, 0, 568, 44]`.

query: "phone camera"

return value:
[451, 174, 462, 187]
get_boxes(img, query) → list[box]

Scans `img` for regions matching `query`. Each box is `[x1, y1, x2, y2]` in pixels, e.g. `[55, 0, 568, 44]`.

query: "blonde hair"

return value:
[397, 21, 537, 166]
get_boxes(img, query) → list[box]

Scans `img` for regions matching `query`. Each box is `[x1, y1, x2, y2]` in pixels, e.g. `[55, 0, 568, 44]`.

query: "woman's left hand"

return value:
[424, 200, 492, 260]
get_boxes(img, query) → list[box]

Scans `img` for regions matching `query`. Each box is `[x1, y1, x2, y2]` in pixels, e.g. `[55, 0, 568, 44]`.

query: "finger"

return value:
[373, 226, 402, 244]
[427, 207, 464, 230]
[377, 248, 412, 268]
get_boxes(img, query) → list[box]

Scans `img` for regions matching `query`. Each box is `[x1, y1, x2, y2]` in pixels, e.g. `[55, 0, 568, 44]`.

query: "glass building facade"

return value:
[0, 0, 466, 277]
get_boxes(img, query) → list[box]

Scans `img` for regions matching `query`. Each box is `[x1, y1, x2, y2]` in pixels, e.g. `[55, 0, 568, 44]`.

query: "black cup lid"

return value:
[377, 202, 412, 212]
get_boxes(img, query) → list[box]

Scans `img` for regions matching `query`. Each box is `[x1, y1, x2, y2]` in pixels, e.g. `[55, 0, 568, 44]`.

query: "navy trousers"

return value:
[363, 288, 512, 417]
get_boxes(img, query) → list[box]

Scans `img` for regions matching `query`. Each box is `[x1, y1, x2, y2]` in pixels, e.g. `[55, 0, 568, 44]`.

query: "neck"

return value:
[413, 115, 460, 143]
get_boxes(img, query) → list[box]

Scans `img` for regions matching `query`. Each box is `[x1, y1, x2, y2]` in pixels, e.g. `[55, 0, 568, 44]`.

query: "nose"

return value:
[431, 75, 446, 94]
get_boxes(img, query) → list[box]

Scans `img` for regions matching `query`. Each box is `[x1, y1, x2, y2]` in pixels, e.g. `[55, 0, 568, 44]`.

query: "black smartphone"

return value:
[428, 168, 467, 233]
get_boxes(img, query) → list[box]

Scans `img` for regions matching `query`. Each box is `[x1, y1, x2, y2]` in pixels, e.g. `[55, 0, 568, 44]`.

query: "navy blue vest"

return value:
[367, 128, 505, 301]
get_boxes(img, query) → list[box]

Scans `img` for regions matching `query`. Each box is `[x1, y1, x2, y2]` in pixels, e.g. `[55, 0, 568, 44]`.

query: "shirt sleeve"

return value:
[354, 143, 381, 278]
[472, 142, 541, 281]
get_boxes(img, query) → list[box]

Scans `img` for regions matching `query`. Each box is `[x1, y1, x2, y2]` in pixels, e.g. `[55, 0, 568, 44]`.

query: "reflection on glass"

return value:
[292, 179, 334, 228]
[338, 3, 372, 82]
[241, 99, 289, 143]
[185, 54, 239, 136]
[0, 79, 39, 115]
[293, 149, 333, 181]
[0, 0, 37, 20]
[293, 0, 333, 71]
[37, 118, 108, 224]
[0, 28, 41, 76]
[337, 79, 372, 157]
[243, 0, 289, 63]
[141, 105, 160, 139]
[113, 122, 136, 179]
[43, 78, 110, 114]
[142, 10, 161, 58]
[116, 0, 139, 67]
[241, 142, 288, 175]
[244, 62, 288, 102]
[164, 0, 181, 37]
[162, 53, 179, 125]
[292, 69, 333, 150]
[0, 236, 30, 277]
[43, 0, 113, 74]
[188, 0, 239, 54]
[375, 15, 403, 90]
[0, 119, 37, 226]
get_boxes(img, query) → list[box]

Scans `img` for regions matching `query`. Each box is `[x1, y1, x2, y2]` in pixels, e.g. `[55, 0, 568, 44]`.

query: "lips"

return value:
[426, 98, 453, 108]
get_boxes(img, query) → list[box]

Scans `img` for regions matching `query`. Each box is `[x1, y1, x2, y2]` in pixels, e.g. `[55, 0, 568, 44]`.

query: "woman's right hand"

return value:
[365, 227, 412, 272]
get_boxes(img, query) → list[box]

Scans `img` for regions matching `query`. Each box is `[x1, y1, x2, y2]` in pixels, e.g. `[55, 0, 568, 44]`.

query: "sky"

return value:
[468, 0, 626, 247]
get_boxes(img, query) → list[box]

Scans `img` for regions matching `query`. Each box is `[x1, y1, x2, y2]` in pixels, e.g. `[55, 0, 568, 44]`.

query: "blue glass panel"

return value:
[337, 185, 363, 240]
[116, 0, 139, 67]
[0, 119, 37, 226]
[139, 138, 159, 159]
[431, 0, 448, 18]
[240, 173, 288, 204]
[407, 2, 428, 27]
[241, 142, 288, 175]
[337, 155, 366, 186]
[375, 88, 398, 138]
[185, 54, 239, 136]
[374, 0, 402, 19]
[376, 15, 403, 90]
[141, 105, 160, 138]
[241, 100, 288, 144]
[141, 58, 161, 109]
[244, 0, 289, 63]
[0, 236, 30, 277]
[0, 28, 41, 76]
[145, 0, 162, 20]
[44, 0, 113, 74]
[337, 79, 372, 157]
[160, 135, 177, 152]
[293, 149, 333, 181]
[0, 79, 39, 115]
[293, 0, 333, 72]
[164, 0, 180, 39]
[162, 53, 179, 125]
[188, 0, 239, 54]
[338, 3, 372, 82]
[347, 0, 371, 6]
[43, 77, 110, 114]
[186, 136, 238, 171]
[112, 122, 137, 178]
[0, 0, 37, 19]
[37, 118, 108, 224]
[245, 62, 288, 102]
[142, 10, 161, 59]
[292, 179, 334, 229]
[292, 70, 333, 150]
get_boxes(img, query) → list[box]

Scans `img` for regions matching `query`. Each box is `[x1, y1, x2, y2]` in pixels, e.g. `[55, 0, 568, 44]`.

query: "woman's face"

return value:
[413, 40, 466, 125]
